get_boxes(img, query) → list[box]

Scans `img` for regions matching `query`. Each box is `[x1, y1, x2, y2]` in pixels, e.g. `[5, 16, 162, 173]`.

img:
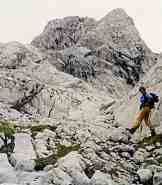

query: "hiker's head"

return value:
[139, 86, 146, 95]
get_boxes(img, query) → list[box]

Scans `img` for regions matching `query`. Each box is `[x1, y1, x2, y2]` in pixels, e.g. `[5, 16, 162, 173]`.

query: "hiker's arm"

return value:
[139, 96, 145, 110]
[150, 92, 159, 103]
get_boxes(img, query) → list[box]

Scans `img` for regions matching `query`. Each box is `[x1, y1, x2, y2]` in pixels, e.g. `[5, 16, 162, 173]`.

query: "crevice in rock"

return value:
[34, 154, 57, 171]
[111, 46, 145, 86]
[11, 83, 44, 112]
[84, 165, 95, 179]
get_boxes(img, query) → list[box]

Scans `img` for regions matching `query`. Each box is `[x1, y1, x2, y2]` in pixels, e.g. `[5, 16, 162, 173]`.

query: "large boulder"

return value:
[153, 172, 162, 185]
[137, 169, 153, 184]
[90, 170, 116, 185]
[46, 151, 90, 185]
[0, 154, 17, 184]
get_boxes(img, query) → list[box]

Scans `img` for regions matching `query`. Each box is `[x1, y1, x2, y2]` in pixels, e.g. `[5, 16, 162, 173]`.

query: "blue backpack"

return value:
[140, 93, 159, 109]
[150, 93, 159, 103]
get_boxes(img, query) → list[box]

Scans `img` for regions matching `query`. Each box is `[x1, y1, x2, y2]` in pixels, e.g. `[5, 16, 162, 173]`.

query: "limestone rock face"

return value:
[55, 46, 129, 98]
[31, 16, 96, 50]
[32, 8, 156, 90]
[0, 41, 114, 120]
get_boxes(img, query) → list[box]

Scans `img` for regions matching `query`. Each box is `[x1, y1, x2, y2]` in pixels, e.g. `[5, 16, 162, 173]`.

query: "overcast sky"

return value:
[0, 0, 162, 52]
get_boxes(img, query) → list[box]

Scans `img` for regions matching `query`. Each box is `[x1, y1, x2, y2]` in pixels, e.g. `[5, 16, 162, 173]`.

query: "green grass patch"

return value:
[30, 125, 49, 133]
[139, 134, 162, 146]
[30, 125, 57, 138]
[56, 144, 80, 159]
[34, 154, 56, 171]
[157, 157, 162, 164]
[0, 121, 15, 137]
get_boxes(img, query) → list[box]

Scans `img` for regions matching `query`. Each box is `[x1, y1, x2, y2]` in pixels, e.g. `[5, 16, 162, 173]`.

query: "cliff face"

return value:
[0, 9, 162, 185]
[32, 8, 157, 89]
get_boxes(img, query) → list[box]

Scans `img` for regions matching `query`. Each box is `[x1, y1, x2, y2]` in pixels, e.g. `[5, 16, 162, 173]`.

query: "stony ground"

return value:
[0, 8, 162, 185]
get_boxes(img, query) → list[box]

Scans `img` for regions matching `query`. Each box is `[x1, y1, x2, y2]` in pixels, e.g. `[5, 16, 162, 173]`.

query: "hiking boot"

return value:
[126, 127, 137, 135]
[150, 128, 156, 137]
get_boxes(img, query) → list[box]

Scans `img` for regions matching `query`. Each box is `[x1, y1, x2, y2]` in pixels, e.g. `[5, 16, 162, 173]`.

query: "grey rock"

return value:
[137, 169, 153, 183]
[146, 145, 156, 152]
[147, 165, 162, 173]
[10, 133, 37, 171]
[15, 159, 36, 172]
[153, 172, 162, 185]
[154, 148, 162, 156]
[47, 167, 74, 185]
[58, 151, 90, 185]
[46, 151, 90, 185]
[90, 170, 116, 185]
[13, 133, 36, 160]
[133, 151, 145, 163]
[32, 16, 96, 50]
[143, 158, 159, 167]
[34, 129, 56, 158]
[121, 152, 131, 159]
[16, 171, 47, 185]
[0, 154, 17, 184]
[109, 128, 129, 143]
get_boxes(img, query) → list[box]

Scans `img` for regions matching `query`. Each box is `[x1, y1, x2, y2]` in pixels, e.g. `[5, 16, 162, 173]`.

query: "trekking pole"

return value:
[156, 100, 161, 110]
[139, 123, 143, 139]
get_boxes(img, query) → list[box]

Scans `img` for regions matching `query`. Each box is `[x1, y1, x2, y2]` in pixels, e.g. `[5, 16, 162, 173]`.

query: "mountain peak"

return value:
[99, 8, 134, 26]
[107, 8, 128, 17]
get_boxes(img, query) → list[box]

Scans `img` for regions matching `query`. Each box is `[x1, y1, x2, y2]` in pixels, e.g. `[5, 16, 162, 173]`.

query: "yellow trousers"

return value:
[133, 106, 153, 130]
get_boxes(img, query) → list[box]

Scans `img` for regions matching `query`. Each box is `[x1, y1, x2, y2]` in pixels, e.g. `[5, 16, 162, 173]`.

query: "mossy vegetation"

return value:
[0, 121, 16, 167]
[30, 125, 49, 132]
[56, 144, 80, 159]
[34, 144, 80, 171]
[0, 121, 15, 138]
[0, 121, 80, 170]
[157, 157, 162, 164]
[34, 154, 57, 171]
[30, 124, 57, 138]
[139, 134, 162, 146]
[30, 125, 49, 138]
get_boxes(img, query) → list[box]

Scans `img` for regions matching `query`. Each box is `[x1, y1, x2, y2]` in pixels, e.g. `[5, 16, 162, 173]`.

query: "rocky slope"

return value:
[0, 8, 162, 185]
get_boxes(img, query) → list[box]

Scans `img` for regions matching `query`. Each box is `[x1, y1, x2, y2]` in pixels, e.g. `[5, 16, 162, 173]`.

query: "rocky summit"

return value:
[0, 8, 162, 185]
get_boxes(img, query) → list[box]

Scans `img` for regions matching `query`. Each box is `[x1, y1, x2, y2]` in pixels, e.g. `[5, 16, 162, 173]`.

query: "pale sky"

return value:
[0, 0, 162, 52]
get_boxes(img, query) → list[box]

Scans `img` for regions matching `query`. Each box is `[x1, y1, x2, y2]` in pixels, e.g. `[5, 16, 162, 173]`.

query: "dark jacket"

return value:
[140, 92, 158, 110]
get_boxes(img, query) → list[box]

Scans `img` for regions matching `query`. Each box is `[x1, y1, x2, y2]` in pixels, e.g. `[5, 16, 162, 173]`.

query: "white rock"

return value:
[153, 172, 162, 185]
[15, 159, 36, 172]
[0, 154, 17, 184]
[14, 133, 36, 160]
[90, 170, 116, 185]
[58, 151, 90, 185]
[137, 169, 153, 183]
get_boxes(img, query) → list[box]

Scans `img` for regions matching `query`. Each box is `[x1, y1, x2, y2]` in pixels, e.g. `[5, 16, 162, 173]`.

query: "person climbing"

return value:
[127, 86, 159, 137]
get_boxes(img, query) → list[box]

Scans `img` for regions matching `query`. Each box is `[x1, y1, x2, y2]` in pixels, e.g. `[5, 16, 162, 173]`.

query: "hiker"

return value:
[127, 86, 159, 136]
